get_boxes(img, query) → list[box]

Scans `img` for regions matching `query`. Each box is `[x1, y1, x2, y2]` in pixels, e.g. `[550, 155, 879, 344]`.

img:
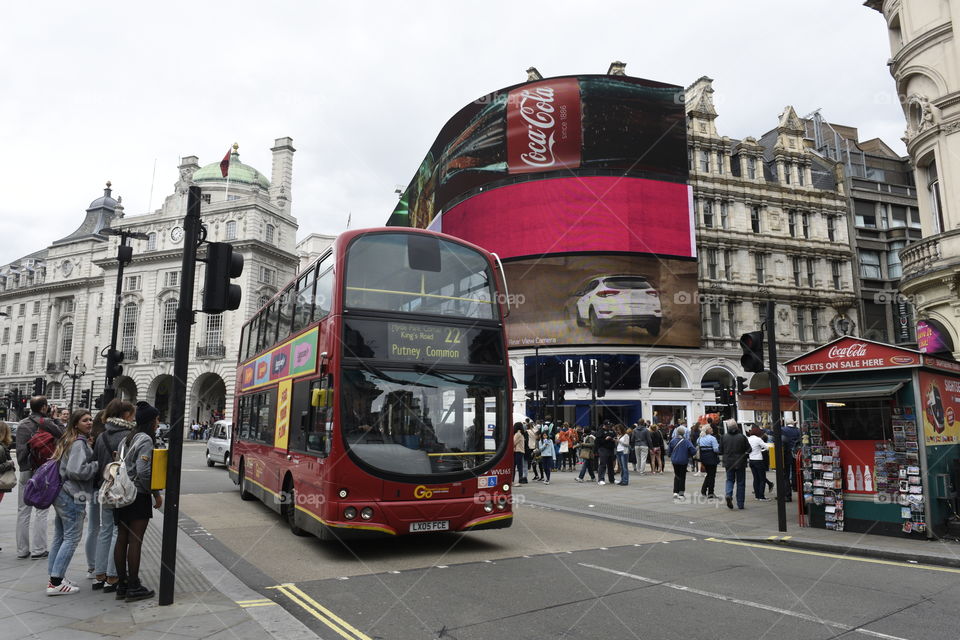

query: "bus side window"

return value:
[258, 391, 276, 446]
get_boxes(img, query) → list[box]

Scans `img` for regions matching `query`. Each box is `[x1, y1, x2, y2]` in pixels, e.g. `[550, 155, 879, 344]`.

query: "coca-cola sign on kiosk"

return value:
[786, 337, 921, 375]
[506, 78, 582, 174]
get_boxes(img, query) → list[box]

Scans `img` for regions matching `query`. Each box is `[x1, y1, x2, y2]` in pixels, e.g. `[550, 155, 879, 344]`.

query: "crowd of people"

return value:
[513, 416, 801, 509]
[1, 395, 163, 599]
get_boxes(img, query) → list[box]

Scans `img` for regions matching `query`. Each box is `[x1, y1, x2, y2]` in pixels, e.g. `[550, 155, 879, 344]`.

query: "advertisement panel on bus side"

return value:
[240, 326, 319, 392]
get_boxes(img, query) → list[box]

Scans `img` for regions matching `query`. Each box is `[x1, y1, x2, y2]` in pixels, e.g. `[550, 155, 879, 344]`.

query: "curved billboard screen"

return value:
[430, 175, 694, 260]
[388, 74, 687, 229]
[388, 72, 697, 348]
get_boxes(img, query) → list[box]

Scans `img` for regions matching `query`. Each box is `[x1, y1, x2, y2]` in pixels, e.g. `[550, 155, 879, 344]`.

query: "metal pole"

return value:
[159, 185, 201, 606]
[104, 241, 128, 404]
[534, 344, 540, 422]
[767, 300, 786, 533]
[69, 366, 77, 412]
[591, 360, 597, 428]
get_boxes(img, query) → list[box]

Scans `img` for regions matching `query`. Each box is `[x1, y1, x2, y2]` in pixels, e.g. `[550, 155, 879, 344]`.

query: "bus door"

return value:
[289, 376, 334, 503]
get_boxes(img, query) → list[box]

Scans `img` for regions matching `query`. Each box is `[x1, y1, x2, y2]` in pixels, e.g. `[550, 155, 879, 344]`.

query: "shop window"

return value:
[825, 399, 892, 440]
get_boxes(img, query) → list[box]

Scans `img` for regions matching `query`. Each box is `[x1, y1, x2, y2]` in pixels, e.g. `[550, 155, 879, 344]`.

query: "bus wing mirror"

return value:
[311, 389, 329, 407]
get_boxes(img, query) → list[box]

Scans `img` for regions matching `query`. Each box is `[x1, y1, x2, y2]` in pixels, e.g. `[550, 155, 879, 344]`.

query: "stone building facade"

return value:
[867, 0, 960, 358]
[0, 139, 299, 421]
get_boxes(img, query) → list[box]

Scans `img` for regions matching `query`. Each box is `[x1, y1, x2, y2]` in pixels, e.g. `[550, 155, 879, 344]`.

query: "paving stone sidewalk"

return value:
[518, 463, 960, 567]
[0, 490, 317, 640]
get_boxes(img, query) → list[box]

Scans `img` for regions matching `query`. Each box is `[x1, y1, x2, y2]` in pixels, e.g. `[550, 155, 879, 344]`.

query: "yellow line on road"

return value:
[267, 583, 372, 640]
[239, 602, 279, 608]
[705, 537, 960, 574]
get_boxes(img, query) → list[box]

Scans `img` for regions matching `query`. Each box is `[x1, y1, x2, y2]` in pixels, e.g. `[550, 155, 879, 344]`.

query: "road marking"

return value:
[579, 563, 909, 640]
[705, 537, 960, 574]
[237, 598, 278, 608]
[268, 583, 372, 640]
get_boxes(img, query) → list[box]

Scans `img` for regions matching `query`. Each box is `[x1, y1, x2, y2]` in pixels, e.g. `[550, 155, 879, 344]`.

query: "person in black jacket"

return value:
[595, 422, 617, 485]
[92, 400, 135, 591]
[720, 419, 751, 510]
[15, 396, 63, 559]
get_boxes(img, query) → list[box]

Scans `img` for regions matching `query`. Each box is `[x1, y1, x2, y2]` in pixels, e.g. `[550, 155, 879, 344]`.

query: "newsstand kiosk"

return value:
[786, 336, 960, 539]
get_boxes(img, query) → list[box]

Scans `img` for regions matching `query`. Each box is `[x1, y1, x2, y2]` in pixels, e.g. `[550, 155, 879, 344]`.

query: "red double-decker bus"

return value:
[228, 228, 514, 539]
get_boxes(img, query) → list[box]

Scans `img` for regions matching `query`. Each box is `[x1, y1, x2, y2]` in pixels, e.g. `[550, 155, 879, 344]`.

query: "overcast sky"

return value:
[0, 1, 899, 267]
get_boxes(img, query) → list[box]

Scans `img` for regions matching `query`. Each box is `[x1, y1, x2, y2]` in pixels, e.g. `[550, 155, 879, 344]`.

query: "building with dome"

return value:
[0, 138, 300, 423]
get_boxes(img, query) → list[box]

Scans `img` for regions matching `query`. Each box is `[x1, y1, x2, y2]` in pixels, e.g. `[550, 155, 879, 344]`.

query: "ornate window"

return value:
[147, 232, 157, 251]
[160, 299, 178, 352]
[225, 220, 238, 241]
[265, 224, 275, 245]
[121, 302, 139, 353]
[60, 322, 74, 363]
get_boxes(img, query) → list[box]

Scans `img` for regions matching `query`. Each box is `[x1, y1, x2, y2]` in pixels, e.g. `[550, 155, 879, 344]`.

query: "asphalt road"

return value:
[176, 443, 960, 640]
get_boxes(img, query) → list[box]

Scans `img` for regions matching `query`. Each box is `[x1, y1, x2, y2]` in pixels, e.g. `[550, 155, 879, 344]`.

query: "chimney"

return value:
[270, 137, 296, 212]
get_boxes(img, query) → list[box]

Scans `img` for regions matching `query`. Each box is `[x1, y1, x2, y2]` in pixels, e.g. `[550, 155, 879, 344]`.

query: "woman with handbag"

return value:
[47, 410, 99, 595]
[113, 402, 164, 602]
[576, 429, 596, 482]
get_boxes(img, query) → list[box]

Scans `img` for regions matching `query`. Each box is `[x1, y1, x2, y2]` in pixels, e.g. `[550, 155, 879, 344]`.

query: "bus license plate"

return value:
[410, 520, 449, 533]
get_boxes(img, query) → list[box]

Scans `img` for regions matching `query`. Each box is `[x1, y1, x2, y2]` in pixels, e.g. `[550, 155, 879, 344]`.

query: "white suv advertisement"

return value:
[572, 275, 662, 336]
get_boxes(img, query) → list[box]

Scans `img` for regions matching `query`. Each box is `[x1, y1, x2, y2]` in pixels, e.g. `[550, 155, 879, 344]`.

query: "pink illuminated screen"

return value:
[432, 176, 695, 260]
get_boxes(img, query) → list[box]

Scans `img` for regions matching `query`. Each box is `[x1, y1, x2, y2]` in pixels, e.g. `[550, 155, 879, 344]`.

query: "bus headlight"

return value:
[344, 507, 357, 520]
[360, 507, 374, 520]
[502, 484, 511, 492]
[483, 502, 494, 513]
[338, 489, 349, 499]
[496, 496, 507, 510]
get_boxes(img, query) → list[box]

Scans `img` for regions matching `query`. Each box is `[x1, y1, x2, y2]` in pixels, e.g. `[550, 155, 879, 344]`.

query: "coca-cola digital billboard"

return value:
[387, 74, 688, 229]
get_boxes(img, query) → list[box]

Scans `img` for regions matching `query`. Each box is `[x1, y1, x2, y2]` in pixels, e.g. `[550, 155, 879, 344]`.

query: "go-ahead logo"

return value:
[413, 485, 449, 499]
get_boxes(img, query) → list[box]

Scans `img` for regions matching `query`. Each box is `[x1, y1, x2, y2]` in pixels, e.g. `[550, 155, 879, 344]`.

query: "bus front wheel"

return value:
[282, 480, 308, 537]
[239, 462, 255, 501]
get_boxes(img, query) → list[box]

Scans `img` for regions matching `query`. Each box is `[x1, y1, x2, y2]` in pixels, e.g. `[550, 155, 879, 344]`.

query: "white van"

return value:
[206, 420, 232, 468]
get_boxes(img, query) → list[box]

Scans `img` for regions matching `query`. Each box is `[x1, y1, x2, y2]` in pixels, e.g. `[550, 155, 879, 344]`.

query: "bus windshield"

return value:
[344, 233, 499, 320]
[340, 367, 506, 477]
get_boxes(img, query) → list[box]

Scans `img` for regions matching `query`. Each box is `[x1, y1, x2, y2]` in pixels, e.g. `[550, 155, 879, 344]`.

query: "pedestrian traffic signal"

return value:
[80, 389, 91, 408]
[106, 348, 124, 379]
[202, 242, 244, 314]
[714, 386, 725, 405]
[32, 377, 45, 396]
[736, 376, 747, 393]
[725, 388, 737, 405]
[739, 331, 765, 373]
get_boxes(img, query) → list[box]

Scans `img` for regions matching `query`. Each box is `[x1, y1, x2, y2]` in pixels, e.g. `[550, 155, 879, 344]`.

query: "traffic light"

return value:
[202, 242, 244, 314]
[595, 361, 612, 398]
[739, 331, 765, 373]
[106, 349, 124, 379]
[32, 377, 45, 396]
[736, 376, 747, 393]
[556, 387, 565, 404]
[94, 394, 104, 410]
[714, 386, 725, 405]
[726, 388, 737, 405]
[80, 389, 91, 408]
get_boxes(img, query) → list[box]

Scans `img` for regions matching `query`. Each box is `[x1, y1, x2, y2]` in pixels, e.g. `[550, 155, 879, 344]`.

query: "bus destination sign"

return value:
[388, 322, 468, 364]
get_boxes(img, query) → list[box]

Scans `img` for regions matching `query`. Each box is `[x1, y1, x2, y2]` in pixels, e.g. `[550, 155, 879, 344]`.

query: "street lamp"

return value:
[99, 227, 149, 404]
[64, 356, 87, 412]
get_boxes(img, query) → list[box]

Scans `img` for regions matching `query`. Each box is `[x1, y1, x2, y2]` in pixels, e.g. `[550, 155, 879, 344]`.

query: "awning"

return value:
[794, 381, 905, 401]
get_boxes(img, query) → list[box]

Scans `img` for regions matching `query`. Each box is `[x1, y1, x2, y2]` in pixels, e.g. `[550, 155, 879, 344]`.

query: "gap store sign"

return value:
[523, 354, 641, 390]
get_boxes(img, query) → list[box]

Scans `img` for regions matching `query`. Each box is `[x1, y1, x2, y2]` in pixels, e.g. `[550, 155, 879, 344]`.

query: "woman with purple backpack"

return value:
[46, 410, 98, 595]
